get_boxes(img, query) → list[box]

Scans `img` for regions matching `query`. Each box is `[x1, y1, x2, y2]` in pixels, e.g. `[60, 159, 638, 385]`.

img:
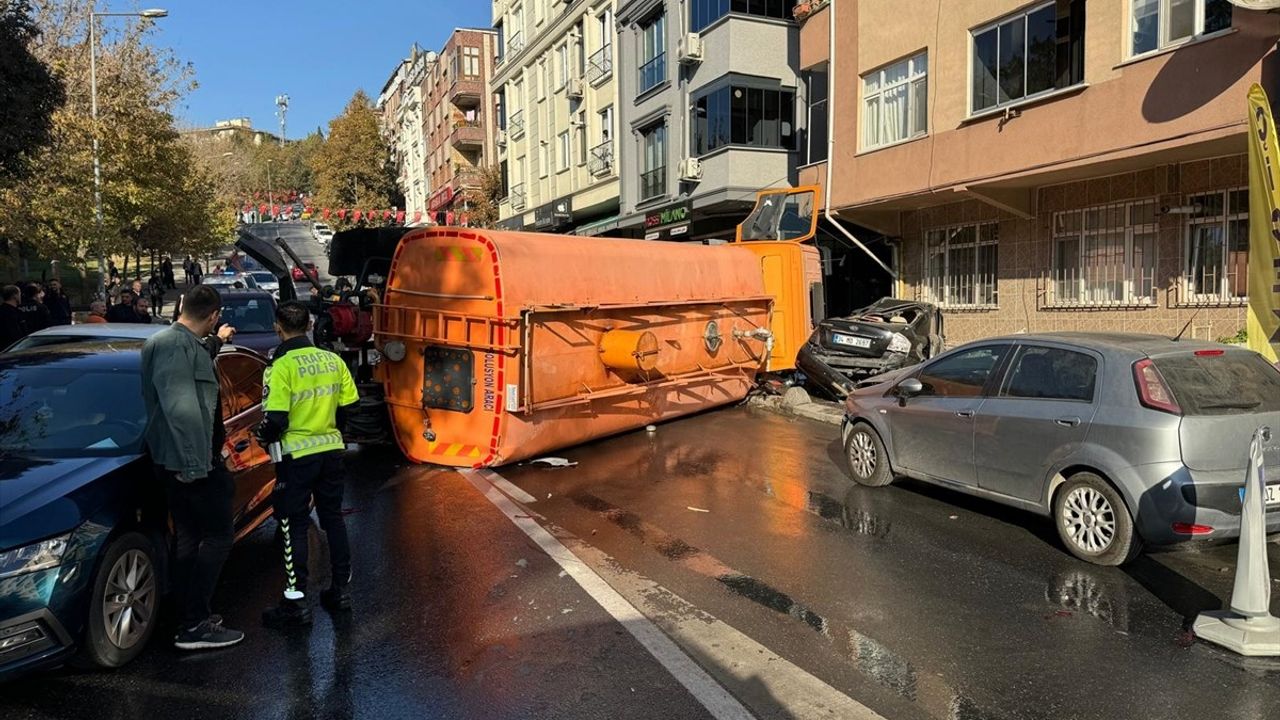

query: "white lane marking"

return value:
[478, 468, 538, 504]
[461, 470, 754, 720]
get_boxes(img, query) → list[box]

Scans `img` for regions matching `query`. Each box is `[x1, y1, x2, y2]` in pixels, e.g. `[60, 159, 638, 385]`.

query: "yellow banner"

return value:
[1246, 84, 1280, 362]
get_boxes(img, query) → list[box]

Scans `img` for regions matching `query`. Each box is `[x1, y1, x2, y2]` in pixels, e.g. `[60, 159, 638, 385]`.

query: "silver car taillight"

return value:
[1133, 358, 1181, 415]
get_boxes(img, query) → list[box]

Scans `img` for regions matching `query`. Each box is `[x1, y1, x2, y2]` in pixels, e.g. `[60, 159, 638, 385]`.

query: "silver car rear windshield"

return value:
[1153, 351, 1280, 416]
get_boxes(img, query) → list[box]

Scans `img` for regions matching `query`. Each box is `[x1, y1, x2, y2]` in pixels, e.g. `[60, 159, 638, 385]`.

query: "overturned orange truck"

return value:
[371, 187, 823, 468]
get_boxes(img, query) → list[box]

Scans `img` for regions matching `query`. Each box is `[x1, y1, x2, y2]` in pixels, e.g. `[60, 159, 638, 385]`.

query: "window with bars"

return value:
[1050, 199, 1158, 307]
[1183, 188, 1248, 305]
[924, 222, 999, 308]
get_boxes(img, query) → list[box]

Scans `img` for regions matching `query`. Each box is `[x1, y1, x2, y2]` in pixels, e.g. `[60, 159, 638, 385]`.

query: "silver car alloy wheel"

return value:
[102, 549, 157, 650]
[1062, 487, 1116, 554]
[848, 431, 877, 479]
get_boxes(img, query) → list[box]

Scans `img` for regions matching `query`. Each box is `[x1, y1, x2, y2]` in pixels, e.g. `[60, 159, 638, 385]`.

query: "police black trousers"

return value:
[272, 450, 351, 596]
[159, 466, 234, 628]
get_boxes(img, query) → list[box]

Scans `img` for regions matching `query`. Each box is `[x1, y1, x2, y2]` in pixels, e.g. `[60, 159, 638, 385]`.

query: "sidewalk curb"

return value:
[748, 391, 844, 427]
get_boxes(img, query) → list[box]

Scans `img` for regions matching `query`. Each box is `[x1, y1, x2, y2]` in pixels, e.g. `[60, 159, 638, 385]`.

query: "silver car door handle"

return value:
[956, 410, 975, 418]
[1055, 417, 1081, 427]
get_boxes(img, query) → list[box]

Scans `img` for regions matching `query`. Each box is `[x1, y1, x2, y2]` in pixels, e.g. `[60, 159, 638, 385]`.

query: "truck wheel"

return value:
[77, 532, 160, 669]
[1053, 473, 1142, 566]
[845, 424, 893, 488]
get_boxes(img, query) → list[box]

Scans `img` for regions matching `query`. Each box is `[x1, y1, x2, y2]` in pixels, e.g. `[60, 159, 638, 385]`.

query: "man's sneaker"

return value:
[174, 618, 245, 651]
[320, 586, 352, 613]
[262, 598, 313, 629]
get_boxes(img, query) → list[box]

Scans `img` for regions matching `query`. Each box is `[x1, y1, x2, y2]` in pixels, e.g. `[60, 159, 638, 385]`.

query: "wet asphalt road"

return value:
[3, 407, 1280, 719]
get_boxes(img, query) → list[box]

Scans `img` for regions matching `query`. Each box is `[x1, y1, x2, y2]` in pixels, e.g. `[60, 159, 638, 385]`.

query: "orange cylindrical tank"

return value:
[374, 227, 773, 468]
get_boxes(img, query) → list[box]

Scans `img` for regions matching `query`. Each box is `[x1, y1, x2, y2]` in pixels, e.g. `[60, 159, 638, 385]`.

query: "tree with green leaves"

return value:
[309, 91, 401, 228]
[0, 0, 65, 182]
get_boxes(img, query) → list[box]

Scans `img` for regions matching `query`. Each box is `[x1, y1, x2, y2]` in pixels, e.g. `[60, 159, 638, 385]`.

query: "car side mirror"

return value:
[896, 378, 924, 397]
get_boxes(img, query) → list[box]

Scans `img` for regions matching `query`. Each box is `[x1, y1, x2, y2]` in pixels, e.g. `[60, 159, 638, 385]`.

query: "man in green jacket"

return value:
[140, 285, 244, 650]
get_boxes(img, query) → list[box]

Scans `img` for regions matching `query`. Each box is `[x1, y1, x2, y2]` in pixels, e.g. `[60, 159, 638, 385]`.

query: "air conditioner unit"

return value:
[498, 130, 508, 146]
[678, 157, 703, 181]
[678, 33, 704, 64]
[567, 78, 585, 98]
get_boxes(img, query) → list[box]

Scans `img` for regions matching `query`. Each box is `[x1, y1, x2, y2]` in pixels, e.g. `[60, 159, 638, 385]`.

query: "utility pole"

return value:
[275, 94, 290, 146]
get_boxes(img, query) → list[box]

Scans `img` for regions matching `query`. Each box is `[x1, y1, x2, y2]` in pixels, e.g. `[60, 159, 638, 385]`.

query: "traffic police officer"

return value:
[257, 300, 359, 627]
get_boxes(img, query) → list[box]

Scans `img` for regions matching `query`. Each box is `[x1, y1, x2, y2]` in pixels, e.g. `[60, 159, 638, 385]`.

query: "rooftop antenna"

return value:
[275, 94, 290, 146]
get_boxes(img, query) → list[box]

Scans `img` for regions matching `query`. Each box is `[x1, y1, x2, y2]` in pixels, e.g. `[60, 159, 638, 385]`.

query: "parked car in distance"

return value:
[5, 324, 165, 353]
[312, 223, 333, 241]
[201, 272, 258, 291]
[798, 298, 944, 399]
[291, 263, 319, 282]
[247, 271, 280, 297]
[841, 333, 1280, 566]
[217, 289, 279, 356]
[0, 338, 276, 679]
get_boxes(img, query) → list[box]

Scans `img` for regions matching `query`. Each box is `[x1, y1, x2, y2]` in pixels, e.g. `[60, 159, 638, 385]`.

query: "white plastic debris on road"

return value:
[530, 457, 578, 467]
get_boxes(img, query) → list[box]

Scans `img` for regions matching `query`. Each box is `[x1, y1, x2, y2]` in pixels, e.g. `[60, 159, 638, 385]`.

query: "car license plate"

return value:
[1268, 483, 1280, 506]
[832, 333, 872, 349]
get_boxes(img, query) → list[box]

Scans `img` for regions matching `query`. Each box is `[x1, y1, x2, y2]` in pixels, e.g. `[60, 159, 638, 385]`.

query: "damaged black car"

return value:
[797, 298, 944, 398]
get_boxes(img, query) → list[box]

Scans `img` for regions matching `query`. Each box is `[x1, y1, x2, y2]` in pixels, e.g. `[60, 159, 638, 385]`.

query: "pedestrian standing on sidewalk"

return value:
[162, 256, 175, 289]
[18, 284, 51, 334]
[148, 271, 165, 315]
[43, 279, 72, 326]
[256, 300, 359, 628]
[140, 285, 245, 650]
[105, 289, 137, 323]
[85, 300, 108, 323]
[0, 285, 24, 347]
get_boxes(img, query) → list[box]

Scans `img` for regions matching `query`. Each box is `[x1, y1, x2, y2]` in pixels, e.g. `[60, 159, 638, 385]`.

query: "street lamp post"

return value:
[89, 6, 168, 299]
[266, 159, 275, 223]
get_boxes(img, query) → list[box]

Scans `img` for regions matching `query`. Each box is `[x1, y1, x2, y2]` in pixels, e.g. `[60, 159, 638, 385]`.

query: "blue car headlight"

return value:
[0, 535, 70, 580]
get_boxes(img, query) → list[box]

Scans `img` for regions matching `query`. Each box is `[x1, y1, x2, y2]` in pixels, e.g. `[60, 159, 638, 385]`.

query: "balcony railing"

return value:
[510, 183, 526, 211]
[509, 110, 525, 139]
[449, 119, 485, 148]
[588, 44, 613, 85]
[638, 53, 666, 95]
[507, 31, 525, 58]
[640, 166, 666, 202]
[588, 141, 614, 177]
[453, 166, 482, 190]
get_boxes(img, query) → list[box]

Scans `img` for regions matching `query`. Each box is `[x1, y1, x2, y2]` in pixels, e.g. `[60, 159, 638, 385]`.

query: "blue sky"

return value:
[150, 0, 491, 136]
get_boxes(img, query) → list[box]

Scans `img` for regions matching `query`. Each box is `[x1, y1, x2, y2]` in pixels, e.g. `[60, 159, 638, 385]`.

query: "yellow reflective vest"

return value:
[263, 343, 358, 459]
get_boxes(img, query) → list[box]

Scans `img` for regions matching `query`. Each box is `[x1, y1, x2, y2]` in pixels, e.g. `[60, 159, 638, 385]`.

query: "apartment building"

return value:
[377, 45, 433, 219]
[799, 0, 1280, 345]
[613, 0, 805, 240]
[420, 29, 501, 225]
[492, 0, 621, 234]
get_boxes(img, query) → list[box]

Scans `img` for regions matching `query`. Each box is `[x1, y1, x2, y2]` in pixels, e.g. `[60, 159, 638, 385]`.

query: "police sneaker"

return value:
[320, 586, 352, 613]
[174, 617, 245, 651]
[262, 598, 313, 629]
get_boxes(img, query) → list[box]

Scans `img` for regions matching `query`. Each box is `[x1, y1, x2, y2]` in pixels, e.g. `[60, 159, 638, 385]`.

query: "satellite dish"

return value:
[1227, 0, 1280, 10]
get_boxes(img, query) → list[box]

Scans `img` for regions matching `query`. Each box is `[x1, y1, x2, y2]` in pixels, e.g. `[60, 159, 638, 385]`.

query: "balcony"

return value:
[588, 44, 613, 85]
[640, 166, 666, 202]
[449, 120, 485, 150]
[509, 110, 525, 140]
[452, 166, 483, 191]
[507, 31, 525, 59]
[449, 78, 485, 108]
[510, 183, 526, 211]
[588, 141, 614, 177]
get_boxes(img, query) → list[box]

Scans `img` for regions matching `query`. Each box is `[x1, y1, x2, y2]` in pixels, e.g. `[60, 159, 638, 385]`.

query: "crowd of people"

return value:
[0, 256, 190, 349]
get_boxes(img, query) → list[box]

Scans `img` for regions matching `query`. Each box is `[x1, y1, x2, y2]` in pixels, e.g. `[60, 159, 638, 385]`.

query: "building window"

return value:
[925, 222, 999, 308]
[577, 124, 588, 165]
[691, 0, 799, 34]
[862, 52, 927, 151]
[803, 68, 828, 165]
[1184, 188, 1248, 304]
[1051, 199, 1158, 307]
[640, 122, 667, 201]
[558, 131, 571, 172]
[539, 142, 549, 178]
[692, 85, 795, 155]
[972, 0, 1085, 115]
[639, 12, 667, 94]
[557, 44, 569, 89]
[598, 9, 613, 49]
[463, 47, 481, 77]
[578, 20, 588, 77]
[1131, 0, 1232, 57]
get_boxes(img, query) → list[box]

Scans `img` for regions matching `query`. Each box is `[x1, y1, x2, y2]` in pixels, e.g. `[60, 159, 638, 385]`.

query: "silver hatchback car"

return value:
[841, 333, 1280, 566]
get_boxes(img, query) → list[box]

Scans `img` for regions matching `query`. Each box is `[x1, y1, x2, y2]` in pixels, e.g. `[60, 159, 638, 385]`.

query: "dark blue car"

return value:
[0, 339, 276, 678]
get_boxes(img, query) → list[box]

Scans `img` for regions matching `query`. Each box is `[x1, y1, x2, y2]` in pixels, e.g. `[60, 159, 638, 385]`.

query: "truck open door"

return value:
[732, 186, 824, 373]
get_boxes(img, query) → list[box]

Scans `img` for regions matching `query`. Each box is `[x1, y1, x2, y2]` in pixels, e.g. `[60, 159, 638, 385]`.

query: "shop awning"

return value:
[574, 214, 621, 237]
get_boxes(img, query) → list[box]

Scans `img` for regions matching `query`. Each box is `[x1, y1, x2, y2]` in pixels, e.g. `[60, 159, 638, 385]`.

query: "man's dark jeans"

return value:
[274, 451, 350, 595]
[159, 466, 234, 629]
